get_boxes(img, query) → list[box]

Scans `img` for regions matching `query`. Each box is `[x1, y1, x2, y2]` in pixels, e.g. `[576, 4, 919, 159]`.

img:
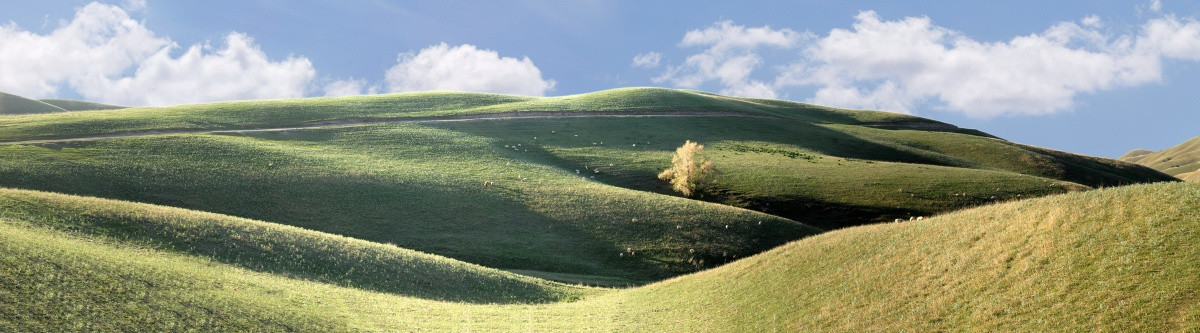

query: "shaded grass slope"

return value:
[0, 128, 819, 282]
[38, 98, 126, 111]
[4, 181, 1197, 331]
[1121, 136, 1200, 181]
[0, 91, 66, 115]
[0, 187, 590, 304]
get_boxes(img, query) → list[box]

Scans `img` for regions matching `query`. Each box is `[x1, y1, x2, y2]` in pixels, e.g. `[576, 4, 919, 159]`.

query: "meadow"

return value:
[0, 87, 1184, 330]
[2, 182, 1196, 331]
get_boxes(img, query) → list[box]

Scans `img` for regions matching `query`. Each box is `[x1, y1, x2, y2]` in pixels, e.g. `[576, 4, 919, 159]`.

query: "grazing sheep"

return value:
[916, 216, 924, 221]
[895, 218, 904, 223]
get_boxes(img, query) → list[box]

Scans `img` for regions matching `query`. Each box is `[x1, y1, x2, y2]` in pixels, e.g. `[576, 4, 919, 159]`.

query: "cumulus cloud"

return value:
[323, 78, 378, 97]
[653, 9, 1200, 117]
[632, 52, 662, 68]
[384, 43, 555, 96]
[776, 11, 1200, 117]
[75, 33, 315, 106]
[0, 2, 167, 97]
[0, 2, 317, 106]
[654, 21, 804, 99]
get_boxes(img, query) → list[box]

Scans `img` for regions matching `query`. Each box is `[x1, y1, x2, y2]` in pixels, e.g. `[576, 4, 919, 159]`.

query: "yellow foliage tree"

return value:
[658, 140, 714, 197]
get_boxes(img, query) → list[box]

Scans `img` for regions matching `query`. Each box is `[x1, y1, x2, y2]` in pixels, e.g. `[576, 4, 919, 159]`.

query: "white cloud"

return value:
[654, 21, 803, 99]
[384, 43, 555, 96]
[1151, 0, 1163, 13]
[631, 52, 662, 68]
[773, 11, 1200, 117]
[0, 2, 318, 106]
[1082, 15, 1102, 28]
[0, 2, 167, 97]
[122, 0, 147, 11]
[323, 78, 378, 97]
[75, 33, 316, 106]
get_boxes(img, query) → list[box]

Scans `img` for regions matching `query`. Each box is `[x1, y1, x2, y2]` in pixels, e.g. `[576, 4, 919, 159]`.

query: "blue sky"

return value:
[1, 0, 1198, 158]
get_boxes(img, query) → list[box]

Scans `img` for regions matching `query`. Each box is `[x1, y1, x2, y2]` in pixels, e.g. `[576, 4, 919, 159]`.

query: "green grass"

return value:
[0, 88, 1174, 283]
[37, 98, 126, 111]
[0, 128, 818, 282]
[0, 91, 66, 115]
[3, 181, 1197, 331]
[0, 87, 942, 142]
[1120, 136, 1200, 181]
[0, 187, 591, 304]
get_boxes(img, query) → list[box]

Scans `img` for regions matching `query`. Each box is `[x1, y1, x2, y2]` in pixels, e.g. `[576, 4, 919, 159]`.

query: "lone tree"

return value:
[658, 140, 715, 197]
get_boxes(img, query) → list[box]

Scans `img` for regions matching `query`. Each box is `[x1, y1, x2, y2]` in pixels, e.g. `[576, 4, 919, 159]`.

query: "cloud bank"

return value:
[654, 10, 1200, 117]
[0, 2, 556, 105]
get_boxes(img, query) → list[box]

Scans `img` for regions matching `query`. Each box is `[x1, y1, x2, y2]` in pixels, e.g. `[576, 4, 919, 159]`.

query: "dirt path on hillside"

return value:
[0, 110, 772, 145]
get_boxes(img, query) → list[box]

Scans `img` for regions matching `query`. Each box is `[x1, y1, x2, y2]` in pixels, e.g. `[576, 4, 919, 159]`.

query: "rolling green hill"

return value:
[38, 98, 126, 111]
[0, 88, 1174, 284]
[0, 91, 67, 115]
[1120, 136, 1200, 181]
[3, 181, 1196, 331]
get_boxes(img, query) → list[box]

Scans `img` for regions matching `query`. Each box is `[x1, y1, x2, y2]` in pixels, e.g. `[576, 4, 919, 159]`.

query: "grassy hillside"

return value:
[0, 129, 819, 282]
[4, 181, 1196, 331]
[0, 88, 1174, 281]
[0, 91, 66, 115]
[0, 187, 590, 304]
[1120, 136, 1200, 181]
[38, 98, 126, 111]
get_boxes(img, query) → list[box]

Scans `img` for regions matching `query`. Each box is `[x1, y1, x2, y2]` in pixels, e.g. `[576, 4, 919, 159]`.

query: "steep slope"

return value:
[1121, 136, 1200, 181]
[4, 181, 1196, 331]
[0, 91, 66, 115]
[38, 98, 126, 111]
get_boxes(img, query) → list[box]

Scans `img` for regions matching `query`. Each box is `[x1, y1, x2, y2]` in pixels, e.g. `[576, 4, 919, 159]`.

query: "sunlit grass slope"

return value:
[605, 181, 1200, 331]
[5, 182, 1197, 331]
[1121, 136, 1200, 181]
[0, 91, 66, 115]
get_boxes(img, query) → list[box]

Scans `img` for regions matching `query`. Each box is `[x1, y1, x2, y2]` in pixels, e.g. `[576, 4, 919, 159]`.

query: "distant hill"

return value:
[0, 91, 66, 115]
[38, 98, 126, 111]
[1120, 136, 1200, 181]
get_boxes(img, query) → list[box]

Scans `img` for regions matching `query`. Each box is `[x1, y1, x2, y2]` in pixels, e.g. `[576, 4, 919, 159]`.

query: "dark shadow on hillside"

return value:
[0, 138, 687, 297]
[705, 189, 925, 230]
